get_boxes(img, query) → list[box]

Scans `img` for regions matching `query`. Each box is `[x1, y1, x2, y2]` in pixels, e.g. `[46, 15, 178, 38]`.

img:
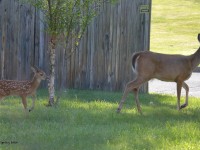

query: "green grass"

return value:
[1, 89, 200, 150]
[151, 0, 200, 55]
[1, 1, 200, 150]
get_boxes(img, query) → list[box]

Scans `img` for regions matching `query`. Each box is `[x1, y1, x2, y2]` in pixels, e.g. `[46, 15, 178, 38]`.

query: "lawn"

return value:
[1, 0, 200, 150]
[151, 0, 200, 55]
[1, 89, 200, 150]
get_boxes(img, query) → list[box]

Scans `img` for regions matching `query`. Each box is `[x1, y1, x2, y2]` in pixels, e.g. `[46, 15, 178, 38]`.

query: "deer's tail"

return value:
[131, 52, 141, 73]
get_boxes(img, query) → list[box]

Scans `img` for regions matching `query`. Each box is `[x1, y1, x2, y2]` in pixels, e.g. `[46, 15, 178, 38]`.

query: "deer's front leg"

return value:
[180, 82, 189, 109]
[176, 81, 183, 110]
[21, 96, 28, 113]
[29, 94, 36, 112]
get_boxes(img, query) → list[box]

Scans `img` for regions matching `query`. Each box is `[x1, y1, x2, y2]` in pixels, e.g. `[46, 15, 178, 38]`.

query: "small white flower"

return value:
[150, 101, 154, 105]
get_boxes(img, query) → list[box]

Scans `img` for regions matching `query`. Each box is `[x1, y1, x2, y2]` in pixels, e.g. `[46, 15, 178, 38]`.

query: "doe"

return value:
[0, 66, 47, 112]
[117, 34, 200, 114]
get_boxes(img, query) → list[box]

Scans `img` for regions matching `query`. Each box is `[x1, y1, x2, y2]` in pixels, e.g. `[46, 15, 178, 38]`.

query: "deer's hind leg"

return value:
[21, 96, 28, 113]
[0, 93, 6, 101]
[133, 88, 142, 114]
[176, 81, 183, 110]
[117, 77, 145, 114]
[0, 96, 4, 101]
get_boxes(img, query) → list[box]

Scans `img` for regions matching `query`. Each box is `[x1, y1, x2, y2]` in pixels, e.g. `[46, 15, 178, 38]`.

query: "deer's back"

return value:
[0, 80, 33, 97]
[133, 51, 192, 82]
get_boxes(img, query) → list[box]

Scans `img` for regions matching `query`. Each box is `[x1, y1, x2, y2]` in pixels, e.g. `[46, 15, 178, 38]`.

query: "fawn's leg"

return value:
[21, 96, 28, 114]
[29, 94, 36, 112]
[0, 95, 5, 101]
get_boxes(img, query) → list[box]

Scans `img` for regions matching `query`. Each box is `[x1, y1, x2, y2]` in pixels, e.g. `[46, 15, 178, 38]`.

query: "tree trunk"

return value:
[48, 37, 56, 106]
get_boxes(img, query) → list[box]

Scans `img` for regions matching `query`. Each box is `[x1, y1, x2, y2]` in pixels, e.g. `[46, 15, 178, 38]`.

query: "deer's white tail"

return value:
[131, 52, 141, 74]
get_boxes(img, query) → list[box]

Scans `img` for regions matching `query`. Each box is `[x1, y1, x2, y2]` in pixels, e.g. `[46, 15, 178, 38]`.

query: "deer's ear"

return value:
[31, 66, 37, 73]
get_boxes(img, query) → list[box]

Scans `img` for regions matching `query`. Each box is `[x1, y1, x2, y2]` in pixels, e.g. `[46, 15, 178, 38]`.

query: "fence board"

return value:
[0, 0, 151, 92]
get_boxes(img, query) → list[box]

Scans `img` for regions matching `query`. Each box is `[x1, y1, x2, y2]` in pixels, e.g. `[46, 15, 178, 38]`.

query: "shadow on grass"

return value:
[62, 92, 200, 148]
[36, 89, 200, 122]
[35, 94, 200, 149]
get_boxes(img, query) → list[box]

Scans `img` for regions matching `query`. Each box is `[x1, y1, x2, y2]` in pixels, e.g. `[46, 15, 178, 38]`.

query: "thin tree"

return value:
[22, 0, 116, 106]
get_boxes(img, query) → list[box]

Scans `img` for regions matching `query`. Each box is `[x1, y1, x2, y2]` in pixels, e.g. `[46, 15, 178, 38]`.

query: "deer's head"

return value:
[31, 66, 47, 81]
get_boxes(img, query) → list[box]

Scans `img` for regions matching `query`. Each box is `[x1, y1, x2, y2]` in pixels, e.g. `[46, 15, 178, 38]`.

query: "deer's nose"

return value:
[46, 75, 50, 81]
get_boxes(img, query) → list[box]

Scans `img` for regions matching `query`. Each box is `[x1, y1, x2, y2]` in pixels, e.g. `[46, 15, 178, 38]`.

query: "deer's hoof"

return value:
[180, 103, 187, 109]
[138, 111, 143, 115]
[116, 108, 121, 113]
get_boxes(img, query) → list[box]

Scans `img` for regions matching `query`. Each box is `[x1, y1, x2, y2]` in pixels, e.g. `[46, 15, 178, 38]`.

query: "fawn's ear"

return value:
[198, 33, 200, 43]
[31, 66, 37, 73]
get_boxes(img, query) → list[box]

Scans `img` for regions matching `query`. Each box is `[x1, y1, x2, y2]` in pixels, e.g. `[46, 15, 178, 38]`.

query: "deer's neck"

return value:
[31, 76, 42, 90]
[191, 47, 200, 70]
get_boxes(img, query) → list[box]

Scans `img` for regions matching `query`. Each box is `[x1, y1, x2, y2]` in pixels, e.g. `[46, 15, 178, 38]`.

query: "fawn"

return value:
[0, 66, 47, 112]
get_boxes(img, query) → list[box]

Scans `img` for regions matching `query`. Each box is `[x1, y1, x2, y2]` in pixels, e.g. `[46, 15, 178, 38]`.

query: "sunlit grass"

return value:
[0, 89, 200, 149]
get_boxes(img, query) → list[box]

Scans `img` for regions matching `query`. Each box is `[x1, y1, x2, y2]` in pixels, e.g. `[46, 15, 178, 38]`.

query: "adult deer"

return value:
[117, 34, 200, 114]
[0, 66, 47, 112]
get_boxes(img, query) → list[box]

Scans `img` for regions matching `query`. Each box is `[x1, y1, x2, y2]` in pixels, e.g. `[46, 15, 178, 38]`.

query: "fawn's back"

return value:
[0, 80, 35, 98]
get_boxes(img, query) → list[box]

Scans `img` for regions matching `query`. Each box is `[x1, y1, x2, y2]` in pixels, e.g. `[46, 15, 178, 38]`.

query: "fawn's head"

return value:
[31, 66, 47, 81]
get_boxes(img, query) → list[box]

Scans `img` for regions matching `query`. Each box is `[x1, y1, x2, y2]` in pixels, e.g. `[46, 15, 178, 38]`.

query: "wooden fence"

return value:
[0, 0, 151, 92]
